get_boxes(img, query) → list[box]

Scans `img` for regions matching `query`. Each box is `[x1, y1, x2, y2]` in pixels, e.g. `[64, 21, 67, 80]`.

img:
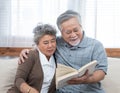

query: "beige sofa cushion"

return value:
[0, 57, 18, 93]
[102, 57, 120, 93]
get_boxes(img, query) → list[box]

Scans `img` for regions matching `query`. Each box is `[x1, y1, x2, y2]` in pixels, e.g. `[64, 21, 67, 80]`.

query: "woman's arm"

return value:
[16, 50, 38, 93]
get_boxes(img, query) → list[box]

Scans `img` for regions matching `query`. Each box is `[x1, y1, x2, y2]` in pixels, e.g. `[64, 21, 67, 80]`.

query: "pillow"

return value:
[0, 57, 18, 93]
[102, 57, 120, 93]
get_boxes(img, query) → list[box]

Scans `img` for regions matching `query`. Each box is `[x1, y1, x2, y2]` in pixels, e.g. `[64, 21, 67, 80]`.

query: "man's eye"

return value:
[74, 28, 78, 32]
[44, 42, 48, 44]
[65, 31, 71, 34]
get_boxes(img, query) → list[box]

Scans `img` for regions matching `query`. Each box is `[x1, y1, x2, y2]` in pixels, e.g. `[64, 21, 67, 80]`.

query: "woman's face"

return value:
[38, 35, 56, 59]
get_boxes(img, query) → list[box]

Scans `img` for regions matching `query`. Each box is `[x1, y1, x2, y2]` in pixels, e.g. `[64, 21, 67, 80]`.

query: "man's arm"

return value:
[67, 69, 105, 84]
[87, 70, 105, 83]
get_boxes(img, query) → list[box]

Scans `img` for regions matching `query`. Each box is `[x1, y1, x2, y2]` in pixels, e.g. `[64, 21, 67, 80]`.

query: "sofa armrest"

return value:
[0, 57, 18, 93]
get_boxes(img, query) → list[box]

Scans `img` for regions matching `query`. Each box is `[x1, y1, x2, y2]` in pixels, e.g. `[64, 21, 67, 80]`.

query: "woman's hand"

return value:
[20, 83, 39, 93]
[28, 87, 39, 93]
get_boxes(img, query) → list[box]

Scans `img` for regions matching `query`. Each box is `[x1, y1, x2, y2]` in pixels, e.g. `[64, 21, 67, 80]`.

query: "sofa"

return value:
[102, 57, 120, 93]
[0, 57, 120, 93]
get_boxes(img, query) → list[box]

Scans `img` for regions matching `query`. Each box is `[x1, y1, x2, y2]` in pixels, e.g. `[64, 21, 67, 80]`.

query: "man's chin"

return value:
[69, 40, 80, 46]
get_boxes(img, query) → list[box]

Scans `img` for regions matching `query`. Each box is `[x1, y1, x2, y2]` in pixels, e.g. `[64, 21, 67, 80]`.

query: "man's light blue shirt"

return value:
[55, 32, 108, 93]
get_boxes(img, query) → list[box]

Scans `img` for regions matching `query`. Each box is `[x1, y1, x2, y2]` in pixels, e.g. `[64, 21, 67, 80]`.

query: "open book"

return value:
[56, 60, 97, 89]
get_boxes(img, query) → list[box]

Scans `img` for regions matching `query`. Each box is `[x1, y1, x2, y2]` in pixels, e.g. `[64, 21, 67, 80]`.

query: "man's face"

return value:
[60, 17, 83, 46]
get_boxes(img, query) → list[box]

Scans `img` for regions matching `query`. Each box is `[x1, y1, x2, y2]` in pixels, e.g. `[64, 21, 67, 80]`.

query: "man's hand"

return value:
[18, 49, 30, 64]
[67, 70, 89, 84]
[67, 70, 105, 84]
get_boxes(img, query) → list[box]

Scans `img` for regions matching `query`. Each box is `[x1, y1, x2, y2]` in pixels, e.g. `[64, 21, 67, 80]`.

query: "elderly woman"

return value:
[7, 24, 57, 93]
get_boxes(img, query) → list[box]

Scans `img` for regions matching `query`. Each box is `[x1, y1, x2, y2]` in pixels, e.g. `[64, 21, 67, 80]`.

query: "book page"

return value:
[56, 71, 78, 89]
[78, 60, 97, 77]
[56, 63, 77, 77]
[56, 63, 78, 89]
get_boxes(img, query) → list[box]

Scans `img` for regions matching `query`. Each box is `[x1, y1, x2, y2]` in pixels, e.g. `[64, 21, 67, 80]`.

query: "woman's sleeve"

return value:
[15, 50, 35, 90]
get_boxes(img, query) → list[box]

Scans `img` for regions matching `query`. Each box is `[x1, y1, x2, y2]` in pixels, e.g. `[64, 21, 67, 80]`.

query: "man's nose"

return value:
[71, 32, 76, 37]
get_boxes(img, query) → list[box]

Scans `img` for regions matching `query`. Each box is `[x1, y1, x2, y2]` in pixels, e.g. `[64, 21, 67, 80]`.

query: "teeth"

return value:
[70, 39, 76, 41]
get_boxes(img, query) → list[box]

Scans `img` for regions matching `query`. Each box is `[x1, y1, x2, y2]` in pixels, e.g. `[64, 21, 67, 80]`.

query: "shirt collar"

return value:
[36, 47, 55, 65]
